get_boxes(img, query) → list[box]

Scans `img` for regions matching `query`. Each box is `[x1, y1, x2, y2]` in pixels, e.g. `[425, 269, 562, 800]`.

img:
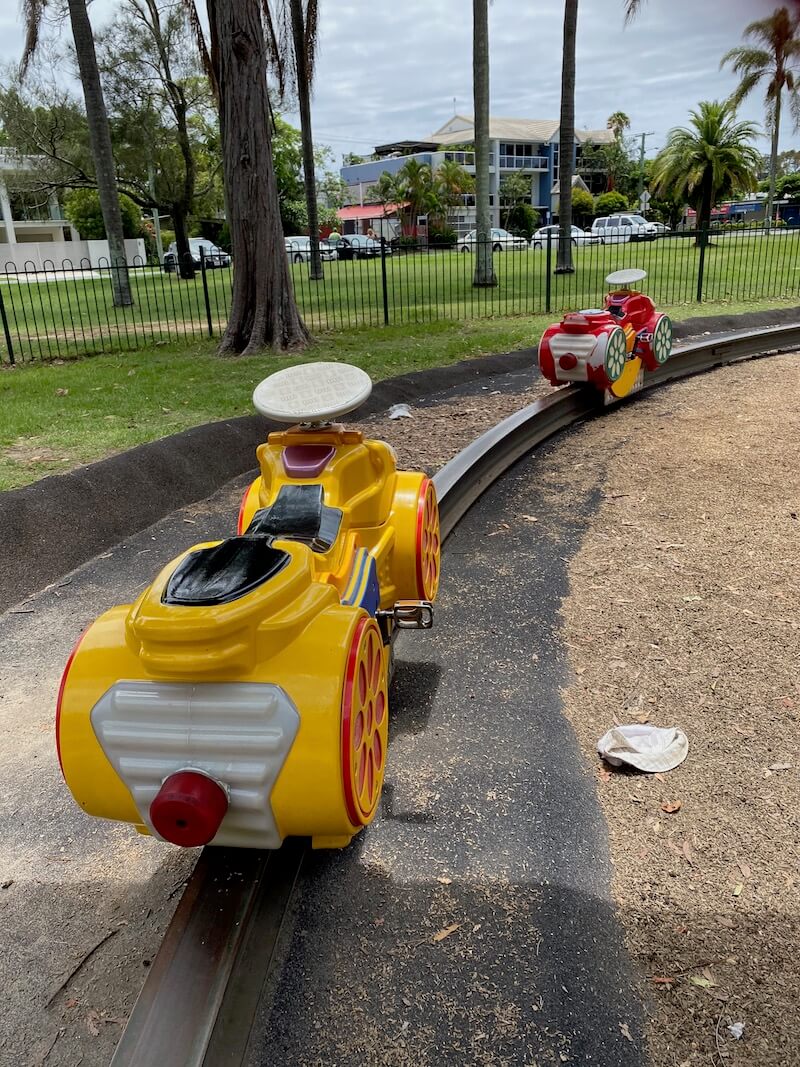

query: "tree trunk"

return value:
[172, 204, 192, 278]
[472, 0, 496, 287]
[556, 0, 577, 274]
[67, 0, 133, 306]
[696, 170, 713, 248]
[290, 0, 323, 280]
[766, 90, 781, 228]
[209, 0, 309, 353]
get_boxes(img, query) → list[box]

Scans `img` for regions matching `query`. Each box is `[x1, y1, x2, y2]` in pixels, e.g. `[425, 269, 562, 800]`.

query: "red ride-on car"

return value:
[538, 269, 673, 397]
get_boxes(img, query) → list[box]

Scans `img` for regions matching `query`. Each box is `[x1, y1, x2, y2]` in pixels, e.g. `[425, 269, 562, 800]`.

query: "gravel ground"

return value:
[554, 353, 800, 1066]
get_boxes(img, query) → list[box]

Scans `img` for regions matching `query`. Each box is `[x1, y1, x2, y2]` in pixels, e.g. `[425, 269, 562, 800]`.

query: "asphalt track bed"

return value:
[246, 438, 644, 1066]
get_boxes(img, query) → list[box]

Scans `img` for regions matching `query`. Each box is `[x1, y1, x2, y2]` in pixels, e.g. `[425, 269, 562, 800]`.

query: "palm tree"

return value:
[556, 0, 578, 274]
[472, 0, 496, 286]
[21, 0, 133, 306]
[721, 6, 800, 226]
[607, 111, 631, 140]
[652, 100, 761, 245]
[282, 0, 324, 279]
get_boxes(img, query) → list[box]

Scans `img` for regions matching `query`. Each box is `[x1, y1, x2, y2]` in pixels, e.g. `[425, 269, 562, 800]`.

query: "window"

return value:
[621, 218, 633, 227]
[594, 218, 606, 229]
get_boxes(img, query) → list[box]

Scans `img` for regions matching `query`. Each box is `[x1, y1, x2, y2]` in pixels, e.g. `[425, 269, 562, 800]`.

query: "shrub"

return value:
[594, 190, 628, 216]
[429, 225, 457, 247]
[63, 188, 143, 240]
[505, 203, 540, 239]
[570, 188, 594, 224]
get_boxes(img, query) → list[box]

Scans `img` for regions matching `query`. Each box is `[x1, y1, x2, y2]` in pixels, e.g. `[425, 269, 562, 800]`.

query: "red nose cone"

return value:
[559, 353, 578, 369]
[150, 771, 228, 847]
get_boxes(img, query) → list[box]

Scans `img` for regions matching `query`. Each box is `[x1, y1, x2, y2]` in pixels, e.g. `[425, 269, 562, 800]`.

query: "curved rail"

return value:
[110, 320, 800, 1066]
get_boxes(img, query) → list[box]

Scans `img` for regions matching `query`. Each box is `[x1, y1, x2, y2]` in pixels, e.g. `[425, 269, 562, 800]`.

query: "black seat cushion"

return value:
[163, 538, 290, 606]
[247, 484, 342, 553]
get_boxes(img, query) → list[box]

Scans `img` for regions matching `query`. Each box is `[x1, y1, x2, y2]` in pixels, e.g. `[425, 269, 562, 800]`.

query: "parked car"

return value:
[530, 224, 600, 249]
[590, 214, 659, 244]
[648, 221, 671, 237]
[335, 235, 391, 260]
[163, 238, 230, 272]
[458, 228, 528, 253]
[284, 236, 337, 263]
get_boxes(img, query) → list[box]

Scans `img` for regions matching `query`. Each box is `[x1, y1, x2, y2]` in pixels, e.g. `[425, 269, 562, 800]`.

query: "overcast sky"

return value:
[1, 0, 798, 167]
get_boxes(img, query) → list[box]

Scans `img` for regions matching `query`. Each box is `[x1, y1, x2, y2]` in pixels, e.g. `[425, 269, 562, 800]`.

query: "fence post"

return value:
[545, 230, 552, 314]
[380, 238, 389, 326]
[0, 282, 14, 365]
[200, 249, 213, 337]
[696, 230, 707, 303]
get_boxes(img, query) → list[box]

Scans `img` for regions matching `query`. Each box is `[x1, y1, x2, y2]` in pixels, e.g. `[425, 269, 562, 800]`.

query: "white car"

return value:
[458, 228, 528, 253]
[591, 214, 659, 244]
[285, 236, 337, 263]
[649, 221, 670, 237]
[530, 224, 600, 249]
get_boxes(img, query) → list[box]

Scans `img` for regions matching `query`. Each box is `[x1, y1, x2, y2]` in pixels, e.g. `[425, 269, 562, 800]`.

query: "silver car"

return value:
[530, 224, 600, 249]
[458, 228, 528, 253]
[285, 236, 337, 263]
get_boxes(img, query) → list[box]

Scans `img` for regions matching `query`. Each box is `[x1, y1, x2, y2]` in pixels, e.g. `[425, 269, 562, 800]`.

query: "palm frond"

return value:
[19, 0, 48, 78]
[623, 0, 646, 26]
[179, 0, 217, 95]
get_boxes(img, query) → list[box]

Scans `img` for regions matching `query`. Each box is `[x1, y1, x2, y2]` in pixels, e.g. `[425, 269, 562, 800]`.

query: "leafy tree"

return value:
[342, 152, 365, 165]
[21, 0, 132, 304]
[435, 158, 474, 215]
[505, 203, 540, 238]
[97, 0, 217, 278]
[776, 171, 800, 200]
[594, 190, 628, 215]
[570, 186, 594, 224]
[498, 170, 532, 227]
[652, 100, 761, 245]
[472, 0, 495, 286]
[202, 0, 309, 352]
[64, 187, 143, 238]
[721, 6, 800, 225]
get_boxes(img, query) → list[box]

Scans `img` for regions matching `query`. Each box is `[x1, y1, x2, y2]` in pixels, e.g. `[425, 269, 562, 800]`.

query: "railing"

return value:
[498, 155, 548, 170]
[1, 226, 799, 363]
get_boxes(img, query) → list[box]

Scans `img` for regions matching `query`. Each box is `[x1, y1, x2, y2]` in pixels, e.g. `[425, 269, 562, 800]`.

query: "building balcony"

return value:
[498, 155, 548, 170]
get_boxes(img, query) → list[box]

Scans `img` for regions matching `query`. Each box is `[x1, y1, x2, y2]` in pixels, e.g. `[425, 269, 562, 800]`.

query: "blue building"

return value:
[340, 114, 614, 234]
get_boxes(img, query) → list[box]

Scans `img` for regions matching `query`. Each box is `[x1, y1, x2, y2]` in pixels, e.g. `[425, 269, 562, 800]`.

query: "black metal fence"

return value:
[2, 226, 799, 363]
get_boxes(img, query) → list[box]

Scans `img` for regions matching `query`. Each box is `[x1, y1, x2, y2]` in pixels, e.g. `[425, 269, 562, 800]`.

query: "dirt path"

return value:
[555, 353, 800, 1066]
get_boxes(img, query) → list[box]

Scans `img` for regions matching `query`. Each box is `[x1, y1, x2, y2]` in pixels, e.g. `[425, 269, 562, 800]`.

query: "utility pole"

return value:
[636, 131, 655, 208]
[148, 160, 164, 263]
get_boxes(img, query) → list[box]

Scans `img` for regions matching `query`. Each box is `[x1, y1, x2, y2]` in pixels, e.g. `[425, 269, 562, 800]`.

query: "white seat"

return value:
[252, 362, 372, 423]
[605, 268, 647, 287]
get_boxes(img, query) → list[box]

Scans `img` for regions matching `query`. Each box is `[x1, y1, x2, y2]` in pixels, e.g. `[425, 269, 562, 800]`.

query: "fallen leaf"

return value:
[628, 793, 645, 804]
[682, 841, 695, 866]
[702, 967, 717, 986]
[769, 762, 792, 771]
[436, 876, 453, 885]
[733, 883, 744, 897]
[373, 917, 385, 927]
[56, 387, 69, 397]
[619, 1022, 634, 1042]
[738, 861, 751, 879]
[86, 1010, 101, 1037]
[598, 767, 612, 783]
[661, 800, 682, 814]
[689, 975, 711, 988]
[650, 976, 676, 986]
[64, 998, 79, 1009]
[782, 697, 795, 708]
[654, 773, 666, 783]
[521, 515, 538, 522]
[432, 923, 461, 943]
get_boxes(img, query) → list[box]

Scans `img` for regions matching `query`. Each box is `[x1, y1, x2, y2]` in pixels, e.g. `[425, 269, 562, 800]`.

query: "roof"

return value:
[551, 174, 591, 195]
[427, 115, 615, 145]
[337, 204, 403, 221]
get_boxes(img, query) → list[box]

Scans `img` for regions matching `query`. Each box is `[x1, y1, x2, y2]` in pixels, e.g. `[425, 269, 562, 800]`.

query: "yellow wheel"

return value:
[415, 478, 441, 601]
[341, 617, 388, 827]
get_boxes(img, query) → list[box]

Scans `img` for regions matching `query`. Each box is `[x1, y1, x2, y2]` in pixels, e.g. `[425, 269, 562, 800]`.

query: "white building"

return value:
[340, 114, 614, 233]
[0, 149, 145, 271]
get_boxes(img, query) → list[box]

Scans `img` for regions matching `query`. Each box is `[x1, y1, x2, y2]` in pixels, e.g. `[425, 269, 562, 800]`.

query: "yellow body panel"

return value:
[609, 355, 643, 398]
[58, 424, 439, 850]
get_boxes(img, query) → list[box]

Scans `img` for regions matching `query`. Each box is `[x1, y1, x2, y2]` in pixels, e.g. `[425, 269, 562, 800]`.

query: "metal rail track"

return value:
[110, 321, 800, 1067]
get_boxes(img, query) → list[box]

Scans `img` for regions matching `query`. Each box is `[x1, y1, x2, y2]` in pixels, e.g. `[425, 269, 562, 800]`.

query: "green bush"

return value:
[594, 190, 628, 216]
[428, 225, 457, 247]
[570, 188, 594, 224]
[63, 188, 143, 240]
[505, 203, 540, 239]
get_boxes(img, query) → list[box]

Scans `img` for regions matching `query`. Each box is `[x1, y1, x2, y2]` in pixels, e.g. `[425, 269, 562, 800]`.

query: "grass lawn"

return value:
[2, 230, 800, 363]
[2, 293, 799, 492]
